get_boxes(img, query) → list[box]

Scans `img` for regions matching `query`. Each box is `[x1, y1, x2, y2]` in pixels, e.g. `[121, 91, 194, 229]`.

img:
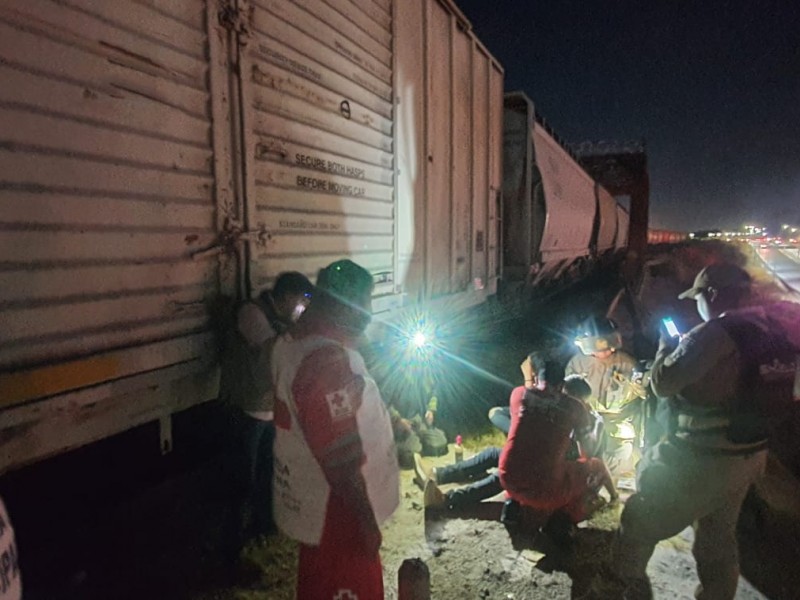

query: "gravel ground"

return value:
[6, 242, 799, 599]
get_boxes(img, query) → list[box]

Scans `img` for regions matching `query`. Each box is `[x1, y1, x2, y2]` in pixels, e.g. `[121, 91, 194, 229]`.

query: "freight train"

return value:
[0, 0, 643, 473]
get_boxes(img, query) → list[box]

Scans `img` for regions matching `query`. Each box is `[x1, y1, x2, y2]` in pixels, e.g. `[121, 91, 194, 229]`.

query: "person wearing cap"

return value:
[271, 260, 399, 600]
[566, 316, 638, 414]
[218, 271, 313, 565]
[607, 263, 768, 600]
[566, 316, 640, 475]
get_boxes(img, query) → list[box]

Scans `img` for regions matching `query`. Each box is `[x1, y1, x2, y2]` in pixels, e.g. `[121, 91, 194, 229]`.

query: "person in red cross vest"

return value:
[272, 260, 399, 599]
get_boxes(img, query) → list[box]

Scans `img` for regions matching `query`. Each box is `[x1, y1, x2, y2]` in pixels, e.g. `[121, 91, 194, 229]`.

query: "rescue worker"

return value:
[566, 316, 637, 413]
[499, 362, 618, 530]
[415, 355, 617, 524]
[272, 260, 399, 599]
[567, 316, 640, 474]
[608, 263, 768, 600]
[218, 272, 312, 561]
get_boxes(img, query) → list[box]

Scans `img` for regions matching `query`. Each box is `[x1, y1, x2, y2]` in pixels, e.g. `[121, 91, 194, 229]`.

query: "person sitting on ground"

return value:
[487, 352, 548, 435]
[415, 359, 612, 517]
[390, 372, 448, 469]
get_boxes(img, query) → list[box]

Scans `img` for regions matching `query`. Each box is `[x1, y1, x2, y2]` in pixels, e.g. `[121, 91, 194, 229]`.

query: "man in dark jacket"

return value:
[219, 271, 312, 559]
[607, 264, 769, 600]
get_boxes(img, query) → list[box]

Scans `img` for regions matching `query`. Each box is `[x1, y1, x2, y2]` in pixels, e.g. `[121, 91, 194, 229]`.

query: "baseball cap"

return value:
[315, 259, 374, 305]
[678, 263, 751, 300]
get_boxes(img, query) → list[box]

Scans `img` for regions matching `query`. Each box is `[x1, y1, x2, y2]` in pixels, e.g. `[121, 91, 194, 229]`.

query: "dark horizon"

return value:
[457, 0, 800, 233]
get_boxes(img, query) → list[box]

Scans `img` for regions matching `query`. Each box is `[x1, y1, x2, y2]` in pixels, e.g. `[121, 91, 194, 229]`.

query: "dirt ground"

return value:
[194, 242, 798, 600]
[203, 444, 767, 600]
[8, 242, 800, 600]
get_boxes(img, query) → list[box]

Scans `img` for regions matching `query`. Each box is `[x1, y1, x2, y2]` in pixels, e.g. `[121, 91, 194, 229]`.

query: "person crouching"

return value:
[498, 358, 618, 540]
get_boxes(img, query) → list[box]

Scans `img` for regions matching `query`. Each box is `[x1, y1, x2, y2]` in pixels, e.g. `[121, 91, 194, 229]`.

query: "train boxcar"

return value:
[0, 0, 503, 473]
[502, 91, 625, 285]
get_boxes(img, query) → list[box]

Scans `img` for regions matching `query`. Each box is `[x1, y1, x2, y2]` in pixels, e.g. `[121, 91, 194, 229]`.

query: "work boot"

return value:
[500, 499, 521, 526]
[423, 480, 448, 509]
[413, 453, 436, 489]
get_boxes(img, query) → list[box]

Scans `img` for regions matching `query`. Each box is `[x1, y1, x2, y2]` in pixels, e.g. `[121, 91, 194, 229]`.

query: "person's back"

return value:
[499, 386, 589, 493]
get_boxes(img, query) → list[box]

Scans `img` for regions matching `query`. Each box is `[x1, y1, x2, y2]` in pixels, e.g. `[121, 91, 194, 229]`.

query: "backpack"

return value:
[717, 301, 800, 445]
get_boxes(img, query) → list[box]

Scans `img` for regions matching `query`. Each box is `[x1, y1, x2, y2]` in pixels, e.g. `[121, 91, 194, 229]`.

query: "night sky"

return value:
[456, 0, 800, 233]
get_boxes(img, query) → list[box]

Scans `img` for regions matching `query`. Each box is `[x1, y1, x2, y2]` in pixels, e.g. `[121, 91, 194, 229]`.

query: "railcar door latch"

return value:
[191, 218, 271, 260]
[218, 0, 251, 44]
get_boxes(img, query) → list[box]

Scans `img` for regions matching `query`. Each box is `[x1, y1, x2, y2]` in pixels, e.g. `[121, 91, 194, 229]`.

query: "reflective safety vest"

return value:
[271, 333, 399, 545]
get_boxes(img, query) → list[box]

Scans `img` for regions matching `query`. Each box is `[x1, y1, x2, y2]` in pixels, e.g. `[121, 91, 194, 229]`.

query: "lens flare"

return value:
[411, 331, 428, 348]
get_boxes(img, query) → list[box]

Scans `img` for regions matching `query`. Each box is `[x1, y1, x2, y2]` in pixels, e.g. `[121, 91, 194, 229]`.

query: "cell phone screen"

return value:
[662, 318, 680, 338]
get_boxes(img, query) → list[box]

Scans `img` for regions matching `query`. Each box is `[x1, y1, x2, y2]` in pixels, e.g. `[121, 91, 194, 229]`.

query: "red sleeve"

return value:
[292, 344, 366, 485]
[509, 386, 526, 415]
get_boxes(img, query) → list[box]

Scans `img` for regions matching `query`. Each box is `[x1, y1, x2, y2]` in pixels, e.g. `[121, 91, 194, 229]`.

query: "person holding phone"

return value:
[603, 263, 768, 600]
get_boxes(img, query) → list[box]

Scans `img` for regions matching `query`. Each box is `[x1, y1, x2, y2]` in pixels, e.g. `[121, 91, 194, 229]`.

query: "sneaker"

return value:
[423, 479, 448, 509]
[413, 453, 435, 489]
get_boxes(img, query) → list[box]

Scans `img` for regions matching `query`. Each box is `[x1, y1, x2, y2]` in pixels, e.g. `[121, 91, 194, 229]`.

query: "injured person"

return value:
[415, 356, 616, 531]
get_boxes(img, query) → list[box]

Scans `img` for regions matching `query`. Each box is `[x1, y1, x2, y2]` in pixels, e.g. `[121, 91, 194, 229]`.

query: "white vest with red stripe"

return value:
[272, 333, 399, 545]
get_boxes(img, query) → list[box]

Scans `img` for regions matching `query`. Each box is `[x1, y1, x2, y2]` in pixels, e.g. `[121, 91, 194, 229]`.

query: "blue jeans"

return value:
[436, 447, 503, 508]
[489, 406, 511, 435]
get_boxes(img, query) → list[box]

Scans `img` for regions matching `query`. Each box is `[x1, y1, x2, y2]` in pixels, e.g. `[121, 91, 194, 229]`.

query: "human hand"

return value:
[424, 410, 435, 426]
[520, 357, 534, 385]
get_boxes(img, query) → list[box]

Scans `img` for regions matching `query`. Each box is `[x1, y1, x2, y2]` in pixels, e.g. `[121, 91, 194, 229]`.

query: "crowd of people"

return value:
[220, 256, 799, 600]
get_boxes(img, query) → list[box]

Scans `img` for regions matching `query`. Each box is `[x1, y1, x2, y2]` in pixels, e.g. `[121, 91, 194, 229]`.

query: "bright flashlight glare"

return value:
[412, 331, 427, 348]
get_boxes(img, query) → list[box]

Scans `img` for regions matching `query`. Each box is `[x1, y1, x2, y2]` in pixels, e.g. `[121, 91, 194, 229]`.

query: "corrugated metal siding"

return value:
[488, 61, 503, 286]
[0, 0, 219, 374]
[241, 0, 396, 297]
[533, 122, 596, 263]
[596, 185, 618, 253]
[395, 0, 503, 300]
